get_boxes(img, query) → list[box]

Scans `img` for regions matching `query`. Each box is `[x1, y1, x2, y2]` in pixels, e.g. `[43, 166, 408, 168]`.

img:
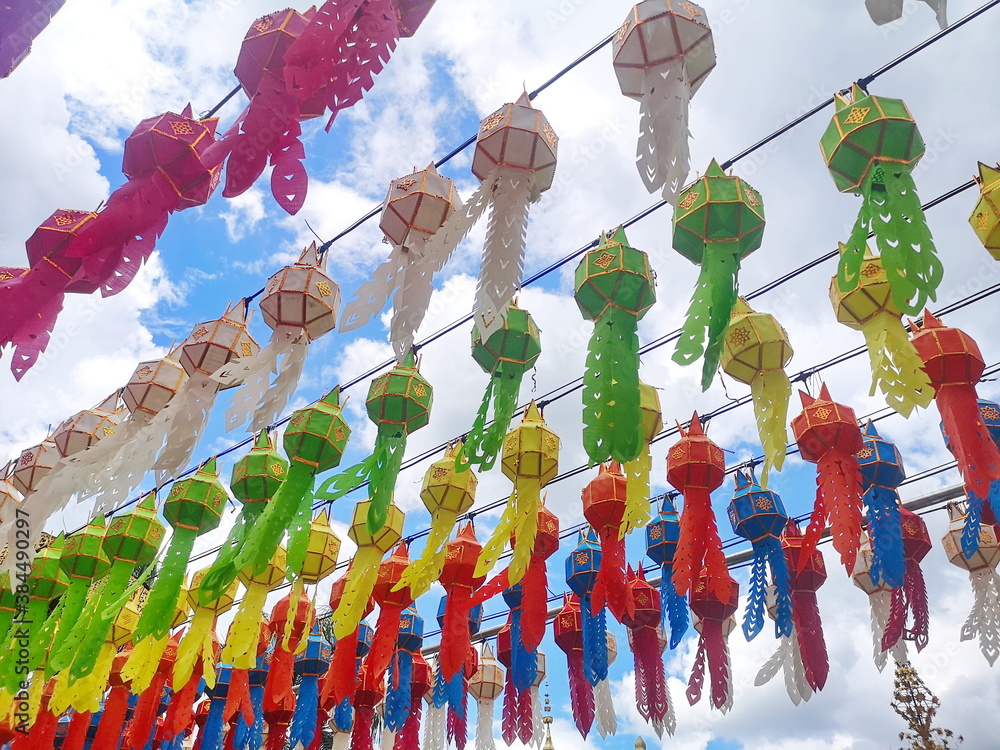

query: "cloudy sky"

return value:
[2, 0, 1000, 747]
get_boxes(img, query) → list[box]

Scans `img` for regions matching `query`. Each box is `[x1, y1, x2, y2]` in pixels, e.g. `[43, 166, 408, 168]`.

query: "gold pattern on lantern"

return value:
[861, 262, 881, 278]
[241, 342, 253, 357]
[102, 426, 116, 436]
[270, 463, 285, 476]
[396, 179, 417, 191]
[399, 617, 411, 628]
[977, 212, 989, 231]
[745, 188, 759, 207]
[192, 326, 209, 339]
[574, 553, 589, 566]
[542, 123, 557, 149]
[482, 112, 505, 131]
[636, 592, 649, 605]
[316, 281, 333, 297]
[290, 413, 306, 428]
[0, 271, 12, 281]
[845, 107, 871, 125]
[544, 435, 558, 452]
[680, 2, 701, 16]
[20, 452, 33, 465]
[857, 447, 874, 459]
[814, 407, 831, 419]
[334, 427, 346, 442]
[728, 509, 737, 526]
[432, 467, 449, 479]
[671, 447, 684, 460]
[54, 214, 74, 226]
[728, 326, 751, 346]
[253, 15, 273, 32]
[648, 525, 662, 540]
[981, 406, 1000, 420]
[753, 495, 773, 511]
[902, 521, 918, 535]
[979, 529, 993, 544]
[169, 120, 195, 136]
[679, 191, 700, 210]
[413, 383, 427, 398]
[136, 366, 153, 378]
[561, 615, 573, 628]
[615, 19, 631, 43]
[594, 251, 616, 269]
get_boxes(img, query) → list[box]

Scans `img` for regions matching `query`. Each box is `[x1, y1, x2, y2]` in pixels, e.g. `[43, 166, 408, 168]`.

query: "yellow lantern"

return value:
[830, 244, 933, 417]
[721, 297, 793, 486]
[397, 443, 477, 598]
[222, 547, 287, 670]
[970, 162, 1000, 259]
[333, 500, 405, 640]
[622, 381, 663, 533]
[477, 401, 559, 585]
[174, 567, 237, 690]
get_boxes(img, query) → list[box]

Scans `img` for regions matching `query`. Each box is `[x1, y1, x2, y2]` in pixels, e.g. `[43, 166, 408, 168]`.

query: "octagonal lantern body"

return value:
[12, 439, 59, 496]
[829, 246, 898, 330]
[942, 502, 1000, 573]
[501, 402, 559, 486]
[124, 355, 188, 424]
[366, 352, 433, 437]
[791, 386, 863, 464]
[910, 312, 986, 388]
[260, 243, 340, 341]
[51, 392, 123, 458]
[103, 494, 165, 566]
[421, 444, 477, 516]
[25, 209, 101, 294]
[612, 0, 715, 100]
[721, 297, 792, 385]
[178, 301, 260, 381]
[666, 414, 725, 492]
[472, 93, 557, 192]
[380, 164, 457, 248]
[970, 162, 1000, 258]
[574, 226, 656, 323]
[163, 458, 227, 533]
[60, 517, 111, 583]
[471, 303, 541, 376]
[283, 386, 351, 472]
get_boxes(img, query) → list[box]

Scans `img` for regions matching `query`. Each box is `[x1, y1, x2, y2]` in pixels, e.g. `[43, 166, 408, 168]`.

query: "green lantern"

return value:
[197, 429, 288, 603]
[574, 226, 656, 465]
[820, 83, 942, 316]
[0, 535, 68, 691]
[673, 158, 765, 390]
[57, 493, 164, 680]
[459, 301, 541, 472]
[229, 387, 351, 582]
[123, 458, 226, 693]
[316, 351, 432, 534]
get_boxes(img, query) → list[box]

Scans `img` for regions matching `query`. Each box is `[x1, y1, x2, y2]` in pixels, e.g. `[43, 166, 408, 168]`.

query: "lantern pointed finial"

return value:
[862, 419, 880, 438]
[688, 412, 704, 435]
[516, 90, 533, 108]
[921, 309, 943, 329]
[977, 161, 1000, 188]
[799, 390, 816, 407]
[705, 158, 726, 177]
[818, 382, 832, 401]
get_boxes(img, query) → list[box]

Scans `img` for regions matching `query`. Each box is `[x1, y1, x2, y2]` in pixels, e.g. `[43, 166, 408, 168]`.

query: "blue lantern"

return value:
[645, 494, 688, 648]
[857, 420, 906, 587]
[727, 468, 792, 640]
[385, 605, 424, 733]
[565, 528, 609, 684]
[195, 664, 232, 750]
[288, 621, 331, 750]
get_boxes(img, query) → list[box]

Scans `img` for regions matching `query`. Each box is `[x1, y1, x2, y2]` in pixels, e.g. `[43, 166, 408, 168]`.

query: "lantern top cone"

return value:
[910, 309, 986, 387]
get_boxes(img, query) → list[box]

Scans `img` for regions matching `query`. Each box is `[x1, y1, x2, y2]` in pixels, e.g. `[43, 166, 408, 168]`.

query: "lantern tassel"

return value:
[93, 684, 131, 749]
[673, 243, 739, 391]
[755, 633, 813, 705]
[622, 440, 653, 532]
[367, 602, 406, 685]
[475, 498, 518, 579]
[594, 678, 617, 739]
[744, 538, 792, 641]
[591, 527, 630, 623]
[750, 369, 791, 487]
[440, 589, 474, 683]
[43, 582, 88, 669]
[394, 692, 423, 750]
[962, 568, 1000, 665]
[801, 450, 863, 573]
[659, 563, 689, 649]
[385, 651, 413, 732]
[865, 485, 905, 588]
[633, 625, 669, 726]
[462, 363, 523, 472]
[522, 685, 538, 747]
[792, 590, 828, 691]
[582, 307, 644, 466]
[686, 619, 732, 712]
[61, 562, 133, 680]
[580, 602, 609, 684]
[220, 329, 308, 432]
[475, 695, 496, 750]
[223, 584, 270, 670]
[333, 548, 383, 640]
[200, 691, 228, 750]
[509, 605, 536, 693]
[425, 701, 447, 750]
[124, 671, 169, 750]
[396, 512, 455, 600]
[520, 560, 548, 652]
[636, 62, 691, 202]
[500, 677, 518, 746]
[65, 640, 116, 714]
[367, 430, 407, 534]
[475, 168, 533, 339]
[173, 609, 217, 690]
[858, 313, 934, 417]
[323, 630, 359, 709]
[567, 651, 595, 738]
[131, 524, 197, 643]
[510, 482, 541, 588]
[883, 560, 929, 653]
[673, 487, 729, 601]
[289, 674, 320, 749]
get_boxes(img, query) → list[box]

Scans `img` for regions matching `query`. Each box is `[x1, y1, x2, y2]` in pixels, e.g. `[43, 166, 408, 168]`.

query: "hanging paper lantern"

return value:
[225, 386, 349, 588]
[460, 301, 542, 472]
[554, 595, 595, 739]
[0, 463, 22, 526]
[574, 226, 656, 468]
[50, 392, 124, 459]
[323, 571, 376, 711]
[727, 468, 792, 641]
[263, 589, 313, 750]
[174, 566, 236, 691]
[124, 352, 188, 426]
[58, 493, 164, 682]
[469, 642, 503, 750]
[852, 531, 905, 671]
[582, 463, 630, 623]
[941, 502, 1000, 665]
[123, 458, 227, 693]
[667, 412, 729, 601]
[970, 161, 1000, 258]
[341, 163, 460, 360]
[831, 244, 934, 416]
[857, 420, 906, 589]
[619, 381, 662, 533]
[911, 310, 1000, 555]
[672, 159, 766, 389]
[720, 298, 793, 485]
[316, 350, 432, 533]
[792, 384, 864, 573]
[621, 567, 672, 735]
[394, 650, 432, 750]
[383, 604, 424, 740]
[365, 543, 415, 700]
[332, 499, 405, 640]
[288, 621, 331, 750]
[397, 443, 477, 598]
[438, 523, 486, 684]
[10, 438, 58, 497]
[222, 546, 286, 670]
[291, 508, 342, 588]
[780, 521, 830, 692]
[477, 402, 559, 585]
[864, 0, 947, 30]
[512, 503, 558, 655]
[645, 494, 688, 650]
[612, 0, 715, 201]
[881, 507, 931, 654]
[820, 84, 942, 317]
[123, 632, 181, 750]
[221, 242, 341, 432]
[687, 566, 738, 713]
[566, 529, 609, 687]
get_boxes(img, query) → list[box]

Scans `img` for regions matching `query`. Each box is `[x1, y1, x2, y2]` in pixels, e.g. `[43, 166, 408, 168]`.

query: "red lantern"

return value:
[554, 595, 595, 738]
[519, 503, 559, 652]
[438, 523, 486, 682]
[365, 543, 415, 689]
[621, 566, 671, 735]
[583, 463, 630, 622]
[394, 651, 432, 750]
[123, 633, 181, 750]
[791, 383, 864, 573]
[911, 310, 1000, 555]
[667, 413, 729, 601]
[882, 507, 931, 653]
[322, 567, 375, 709]
[687, 566, 738, 713]
[24, 209, 101, 294]
[263, 589, 312, 750]
[781, 521, 829, 692]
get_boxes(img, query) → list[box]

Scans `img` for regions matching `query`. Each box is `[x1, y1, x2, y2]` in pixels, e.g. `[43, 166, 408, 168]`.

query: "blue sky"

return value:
[2, 1, 1000, 748]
